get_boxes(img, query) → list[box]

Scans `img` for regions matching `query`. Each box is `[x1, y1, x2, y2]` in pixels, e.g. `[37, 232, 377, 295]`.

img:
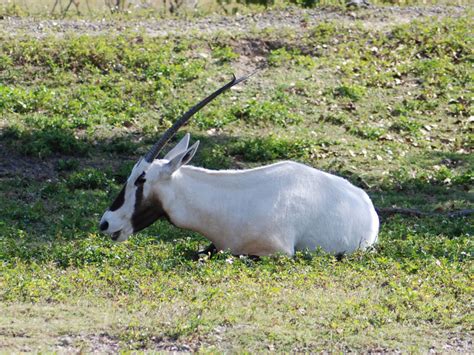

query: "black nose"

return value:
[99, 221, 109, 231]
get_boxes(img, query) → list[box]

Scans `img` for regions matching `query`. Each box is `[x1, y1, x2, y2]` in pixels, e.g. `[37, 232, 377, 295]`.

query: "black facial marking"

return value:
[109, 171, 145, 212]
[109, 185, 126, 211]
[131, 183, 171, 233]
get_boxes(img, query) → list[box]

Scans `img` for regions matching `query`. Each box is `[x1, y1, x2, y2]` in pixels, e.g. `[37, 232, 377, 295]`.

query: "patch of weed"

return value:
[231, 98, 303, 126]
[56, 159, 80, 172]
[2, 125, 89, 158]
[268, 48, 315, 68]
[212, 45, 239, 63]
[66, 168, 110, 190]
[333, 84, 366, 101]
[229, 136, 329, 162]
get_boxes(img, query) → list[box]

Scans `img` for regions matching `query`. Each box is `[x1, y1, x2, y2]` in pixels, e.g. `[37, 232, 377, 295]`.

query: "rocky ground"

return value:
[0, 5, 468, 38]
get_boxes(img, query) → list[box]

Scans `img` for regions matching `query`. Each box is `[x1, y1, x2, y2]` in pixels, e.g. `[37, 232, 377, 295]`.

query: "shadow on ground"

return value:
[0, 129, 471, 263]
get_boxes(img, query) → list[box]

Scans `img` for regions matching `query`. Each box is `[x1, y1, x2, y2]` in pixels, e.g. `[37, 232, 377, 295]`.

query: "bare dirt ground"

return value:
[0, 6, 468, 38]
[49, 330, 474, 353]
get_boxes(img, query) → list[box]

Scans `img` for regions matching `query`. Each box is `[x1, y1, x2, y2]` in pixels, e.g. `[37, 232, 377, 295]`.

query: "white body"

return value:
[101, 134, 379, 256]
[154, 161, 379, 256]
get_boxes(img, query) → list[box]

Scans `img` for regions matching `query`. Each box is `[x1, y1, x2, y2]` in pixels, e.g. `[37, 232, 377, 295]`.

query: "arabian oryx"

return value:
[99, 74, 379, 256]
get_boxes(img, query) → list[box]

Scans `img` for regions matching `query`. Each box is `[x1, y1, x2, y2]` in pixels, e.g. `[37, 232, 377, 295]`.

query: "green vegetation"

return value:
[0, 8, 472, 352]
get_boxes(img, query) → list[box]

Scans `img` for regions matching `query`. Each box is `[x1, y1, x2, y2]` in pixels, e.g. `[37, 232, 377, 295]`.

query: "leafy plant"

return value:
[229, 136, 320, 162]
[212, 45, 239, 63]
[66, 168, 110, 190]
[333, 84, 366, 101]
[390, 116, 422, 135]
[231, 98, 303, 126]
[268, 48, 315, 68]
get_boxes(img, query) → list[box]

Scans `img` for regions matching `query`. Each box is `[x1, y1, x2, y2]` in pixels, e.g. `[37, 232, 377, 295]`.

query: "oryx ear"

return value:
[163, 133, 191, 161]
[165, 141, 200, 175]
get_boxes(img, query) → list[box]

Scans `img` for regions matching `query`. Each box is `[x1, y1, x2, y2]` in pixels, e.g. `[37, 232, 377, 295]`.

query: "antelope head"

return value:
[99, 74, 253, 241]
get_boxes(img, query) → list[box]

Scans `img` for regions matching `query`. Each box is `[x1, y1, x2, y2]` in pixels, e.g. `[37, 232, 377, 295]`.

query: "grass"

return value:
[0, 7, 473, 352]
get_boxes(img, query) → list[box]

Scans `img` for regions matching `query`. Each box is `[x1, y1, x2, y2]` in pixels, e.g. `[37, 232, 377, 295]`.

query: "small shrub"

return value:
[198, 145, 232, 170]
[0, 2, 27, 16]
[268, 48, 315, 68]
[348, 126, 386, 140]
[231, 99, 302, 127]
[434, 165, 453, 182]
[193, 107, 236, 130]
[390, 116, 422, 135]
[56, 159, 80, 172]
[452, 170, 473, 185]
[448, 102, 470, 117]
[333, 84, 366, 101]
[229, 0, 274, 8]
[268, 48, 293, 67]
[0, 54, 12, 70]
[105, 139, 141, 155]
[310, 21, 338, 42]
[212, 45, 239, 63]
[66, 168, 109, 190]
[2, 126, 89, 158]
[230, 136, 317, 162]
[321, 113, 348, 126]
[293, 0, 320, 8]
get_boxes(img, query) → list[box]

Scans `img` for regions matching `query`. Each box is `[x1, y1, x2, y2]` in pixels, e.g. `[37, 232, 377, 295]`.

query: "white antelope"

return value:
[100, 74, 379, 256]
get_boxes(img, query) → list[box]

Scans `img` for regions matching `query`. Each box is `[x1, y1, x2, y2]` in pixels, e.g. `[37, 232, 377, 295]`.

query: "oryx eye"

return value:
[134, 172, 146, 186]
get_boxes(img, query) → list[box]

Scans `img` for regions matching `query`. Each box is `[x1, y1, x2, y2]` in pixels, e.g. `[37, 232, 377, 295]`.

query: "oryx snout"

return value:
[99, 210, 130, 242]
[99, 220, 109, 231]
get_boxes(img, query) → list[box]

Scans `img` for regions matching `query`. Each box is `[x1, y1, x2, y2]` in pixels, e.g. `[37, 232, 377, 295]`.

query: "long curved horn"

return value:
[144, 71, 257, 163]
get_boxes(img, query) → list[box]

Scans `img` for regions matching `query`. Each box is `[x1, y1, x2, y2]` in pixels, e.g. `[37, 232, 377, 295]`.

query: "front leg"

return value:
[193, 244, 262, 261]
[193, 243, 217, 259]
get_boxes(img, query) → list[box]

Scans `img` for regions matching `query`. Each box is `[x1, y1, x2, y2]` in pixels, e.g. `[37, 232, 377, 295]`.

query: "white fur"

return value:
[101, 134, 379, 255]
[156, 162, 378, 255]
